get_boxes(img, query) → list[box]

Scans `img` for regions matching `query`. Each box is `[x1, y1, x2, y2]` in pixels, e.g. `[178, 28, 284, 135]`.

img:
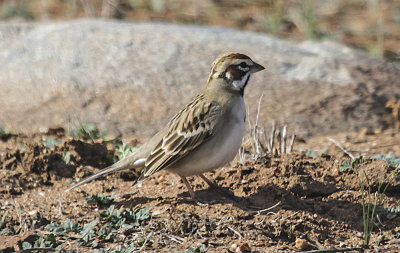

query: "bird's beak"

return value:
[250, 62, 265, 73]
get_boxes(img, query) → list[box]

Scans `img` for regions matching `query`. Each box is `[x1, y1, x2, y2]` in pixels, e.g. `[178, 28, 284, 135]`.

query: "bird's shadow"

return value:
[112, 181, 396, 231]
[177, 184, 281, 212]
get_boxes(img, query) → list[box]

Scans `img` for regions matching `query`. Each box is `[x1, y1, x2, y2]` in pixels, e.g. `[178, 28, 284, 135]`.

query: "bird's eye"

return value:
[239, 62, 247, 68]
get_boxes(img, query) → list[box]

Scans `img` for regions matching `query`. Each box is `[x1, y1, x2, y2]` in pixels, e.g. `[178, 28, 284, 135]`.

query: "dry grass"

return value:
[1, 0, 399, 61]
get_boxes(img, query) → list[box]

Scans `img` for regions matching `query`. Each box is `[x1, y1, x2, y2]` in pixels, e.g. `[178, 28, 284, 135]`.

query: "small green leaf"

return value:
[42, 137, 62, 149]
[0, 210, 8, 229]
[22, 241, 33, 249]
[86, 193, 118, 206]
[134, 206, 152, 223]
[46, 222, 65, 234]
[114, 139, 138, 161]
[62, 151, 71, 164]
[64, 219, 81, 233]
[80, 219, 99, 244]
[183, 244, 208, 253]
[71, 123, 106, 141]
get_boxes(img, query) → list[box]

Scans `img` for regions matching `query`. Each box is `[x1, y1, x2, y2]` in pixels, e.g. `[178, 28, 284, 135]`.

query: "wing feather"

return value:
[142, 94, 220, 178]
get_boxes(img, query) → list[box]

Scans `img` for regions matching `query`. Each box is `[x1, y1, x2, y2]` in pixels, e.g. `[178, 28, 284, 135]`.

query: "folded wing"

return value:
[142, 94, 221, 178]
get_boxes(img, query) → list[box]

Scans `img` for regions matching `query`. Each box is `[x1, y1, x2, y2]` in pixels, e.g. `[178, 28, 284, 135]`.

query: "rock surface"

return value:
[0, 19, 399, 138]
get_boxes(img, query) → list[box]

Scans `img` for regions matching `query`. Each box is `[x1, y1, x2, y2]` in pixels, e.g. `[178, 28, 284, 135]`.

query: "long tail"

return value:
[65, 156, 146, 192]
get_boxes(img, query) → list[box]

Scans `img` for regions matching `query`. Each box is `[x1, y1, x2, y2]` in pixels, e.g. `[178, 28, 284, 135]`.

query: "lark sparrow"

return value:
[66, 52, 265, 204]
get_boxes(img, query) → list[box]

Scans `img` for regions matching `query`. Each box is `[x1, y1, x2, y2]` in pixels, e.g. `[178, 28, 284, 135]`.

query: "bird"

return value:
[66, 52, 265, 204]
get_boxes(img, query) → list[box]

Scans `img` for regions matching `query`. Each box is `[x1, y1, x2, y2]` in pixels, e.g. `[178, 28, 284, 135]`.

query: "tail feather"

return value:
[65, 157, 146, 192]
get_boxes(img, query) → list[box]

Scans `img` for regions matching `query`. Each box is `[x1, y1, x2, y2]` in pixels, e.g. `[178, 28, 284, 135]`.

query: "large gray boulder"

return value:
[0, 19, 399, 138]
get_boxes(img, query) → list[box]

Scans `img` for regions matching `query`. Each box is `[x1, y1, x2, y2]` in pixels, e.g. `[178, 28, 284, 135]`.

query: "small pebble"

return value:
[157, 175, 165, 183]
[295, 238, 311, 250]
[230, 242, 251, 253]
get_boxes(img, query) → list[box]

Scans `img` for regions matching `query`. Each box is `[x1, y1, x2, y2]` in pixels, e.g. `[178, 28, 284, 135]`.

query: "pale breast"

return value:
[167, 96, 246, 177]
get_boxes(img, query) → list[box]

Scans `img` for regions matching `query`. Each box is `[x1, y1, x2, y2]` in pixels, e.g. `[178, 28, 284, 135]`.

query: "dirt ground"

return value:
[1, 1, 399, 252]
[0, 128, 399, 252]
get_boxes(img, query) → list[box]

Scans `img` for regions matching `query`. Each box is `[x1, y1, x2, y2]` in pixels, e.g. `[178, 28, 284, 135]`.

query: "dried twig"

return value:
[14, 200, 24, 233]
[246, 105, 252, 132]
[253, 94, 264, 158]
[326, 137, 355, 160]
[269, 122, 276, 155]
[281, 125, 287, 155]
[276, 130, 281, 156]
[162, 233, 184, 244]
[289, 134, 296, 154]
[12, 248, 55, 253]
[279, 211, 299, 222]
[253, 201, 281, 215]
[238, 146, 245, 164]
[298, 247, 363, 253]
[254, 94, 263, 130]
[227, 226, 243, 238]
[58, 193, 63, 217]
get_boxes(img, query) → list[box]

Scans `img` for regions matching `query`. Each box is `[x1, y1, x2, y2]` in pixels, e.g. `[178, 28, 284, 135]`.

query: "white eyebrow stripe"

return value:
[238, 66, 250, 71]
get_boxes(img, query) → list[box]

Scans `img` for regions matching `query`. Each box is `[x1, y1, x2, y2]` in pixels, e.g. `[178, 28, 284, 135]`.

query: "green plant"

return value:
[46, 219, 82, 234]
[114, 139, 138, 160]
[43, 206, 152, 248]
[78, 219, 99, 246]
[101, 205, 152, 227]
[86, 193, 119, 206]
[262, 0, 286, 36]
[94, 205, 152, 245]
[357, 165, 398, 247]
[71, 123, 106, 141]
[300, 0, 323, 39]
[377, 204, 400, 219]
[0, 0, 34, 20]
[305, 148, 327, 158]
[128, 0, 166, 12]
[0, 210, 8, 230]
[62, 151, 71, 164]
[341, 153, 400, 172]
[42, 137, 62, 149]
[22, 233, 61, 250]
[137, 232, 153, 247]
[340, 156, 369, 172]
[183, 244, 207, 253]
[93, 243, 136, 253]
[288, 0, 323, 40]
[370, 152, 400, 167]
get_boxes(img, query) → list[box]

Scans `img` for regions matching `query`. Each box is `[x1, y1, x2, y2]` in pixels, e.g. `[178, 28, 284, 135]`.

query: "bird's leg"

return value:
[199, 174, 235, 198]
[179, 176, 208, 206]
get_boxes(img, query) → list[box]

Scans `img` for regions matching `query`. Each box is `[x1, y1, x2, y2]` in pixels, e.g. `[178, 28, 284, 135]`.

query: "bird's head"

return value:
[206, 52, 265, 95]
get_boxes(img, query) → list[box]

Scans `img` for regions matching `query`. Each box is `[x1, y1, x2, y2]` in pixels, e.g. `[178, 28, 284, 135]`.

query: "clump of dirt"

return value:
[0, 131, 399, 252]
[0, 138, 113, 195]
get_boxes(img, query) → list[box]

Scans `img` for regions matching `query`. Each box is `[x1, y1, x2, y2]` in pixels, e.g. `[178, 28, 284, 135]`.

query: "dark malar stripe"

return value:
[239, 74, 250, 96]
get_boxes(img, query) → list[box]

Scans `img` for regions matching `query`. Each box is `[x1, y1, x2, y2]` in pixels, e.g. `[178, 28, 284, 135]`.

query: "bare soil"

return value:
[0, 129, 399, 252]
